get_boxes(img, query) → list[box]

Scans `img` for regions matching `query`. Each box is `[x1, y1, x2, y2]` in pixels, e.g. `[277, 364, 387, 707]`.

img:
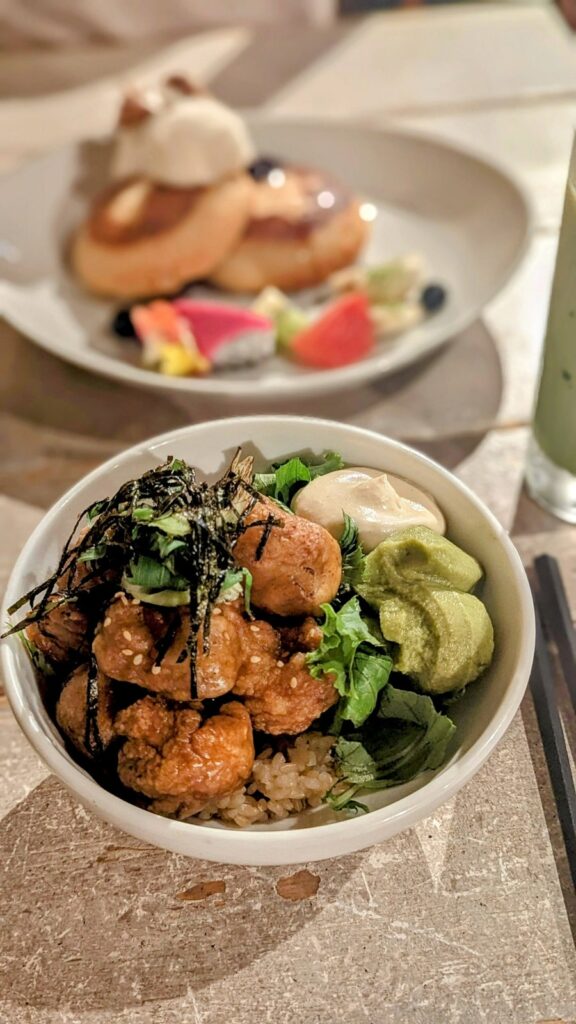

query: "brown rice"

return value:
[195, 732, 337, 827]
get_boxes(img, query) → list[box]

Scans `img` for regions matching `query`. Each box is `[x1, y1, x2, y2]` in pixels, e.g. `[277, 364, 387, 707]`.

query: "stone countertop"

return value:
[0, 8, 575, 1022]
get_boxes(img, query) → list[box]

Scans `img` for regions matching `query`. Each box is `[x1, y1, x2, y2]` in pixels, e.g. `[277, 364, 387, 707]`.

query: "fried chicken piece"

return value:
[278, 617, 323, 655]
[24, 529, 118, 670]
[197, 604, 245, 699]
[233, 498, 342, 617]
[116, 698, 254, 813]
[92, 596, 243, 701]
[26, 599, 89, 668]
[56, 663, 115, 757]
[234, 644, 337, 735]
[93, 592, 335, 737]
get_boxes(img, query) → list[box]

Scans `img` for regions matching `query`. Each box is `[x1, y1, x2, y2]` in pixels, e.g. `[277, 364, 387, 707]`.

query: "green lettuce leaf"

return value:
[307, 597, 392, 727]
[218, 566, 253, 614]
[77, 543, 108, 564]
[330, 684, 456, 811]
[307, 597, 379, 692]
[334, 513, 365, 606]
[344, 650, 393, 730]
[254, 450, 344, 505]
[339, 514, 364, 583]
[147, 512, 191, 537]
[124, 555, 188, 591]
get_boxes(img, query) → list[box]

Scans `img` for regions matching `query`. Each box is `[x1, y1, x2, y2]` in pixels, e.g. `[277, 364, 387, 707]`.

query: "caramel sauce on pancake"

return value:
[89, 177, 204, 245]
[245, 165, 352, 241]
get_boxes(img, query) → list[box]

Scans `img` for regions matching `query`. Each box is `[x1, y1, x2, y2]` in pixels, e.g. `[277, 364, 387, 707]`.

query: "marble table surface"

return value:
[1, 7, 575, 1022]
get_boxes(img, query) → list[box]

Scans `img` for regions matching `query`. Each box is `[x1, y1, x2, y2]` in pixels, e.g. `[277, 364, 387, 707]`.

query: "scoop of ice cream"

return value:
[112, 93, 255, 188]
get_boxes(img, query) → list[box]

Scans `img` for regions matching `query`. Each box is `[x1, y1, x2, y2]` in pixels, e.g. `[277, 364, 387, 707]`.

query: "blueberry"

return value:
[248, 156, 281, 181]
[111, 308, 136, 339]
[421, 284, 447, 313]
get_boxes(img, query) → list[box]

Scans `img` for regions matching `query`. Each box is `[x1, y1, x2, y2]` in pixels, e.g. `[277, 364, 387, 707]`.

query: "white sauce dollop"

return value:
[292, 467, 445, 551]
[112, 94, 255, 188]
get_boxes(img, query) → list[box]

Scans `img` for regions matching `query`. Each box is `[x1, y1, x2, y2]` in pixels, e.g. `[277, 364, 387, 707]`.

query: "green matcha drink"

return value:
[527, 139, 576, 522]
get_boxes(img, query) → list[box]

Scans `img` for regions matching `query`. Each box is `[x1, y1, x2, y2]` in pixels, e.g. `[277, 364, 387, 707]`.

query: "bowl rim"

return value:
[0, 416, 535, 862]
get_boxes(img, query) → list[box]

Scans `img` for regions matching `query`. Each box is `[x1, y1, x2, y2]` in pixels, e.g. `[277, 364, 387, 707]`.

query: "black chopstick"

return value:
[530, 583, 576, 891]
[534, 554, 576, 716]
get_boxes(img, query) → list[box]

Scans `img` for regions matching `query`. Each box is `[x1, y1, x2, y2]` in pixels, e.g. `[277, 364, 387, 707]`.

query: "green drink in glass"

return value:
[526, 138, 576, 522]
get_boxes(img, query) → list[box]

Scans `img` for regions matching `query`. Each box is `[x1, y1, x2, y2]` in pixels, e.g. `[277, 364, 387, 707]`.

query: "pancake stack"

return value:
[71, 76, 370, 299]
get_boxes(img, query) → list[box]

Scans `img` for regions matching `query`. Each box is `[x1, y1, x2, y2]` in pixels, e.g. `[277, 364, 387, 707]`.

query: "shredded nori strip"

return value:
[2, 452, 275, 700]
[84, 654, 103, 757]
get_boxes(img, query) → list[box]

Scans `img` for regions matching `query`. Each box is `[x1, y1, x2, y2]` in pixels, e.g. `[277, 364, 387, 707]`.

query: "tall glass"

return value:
[526, 135, 576, 522]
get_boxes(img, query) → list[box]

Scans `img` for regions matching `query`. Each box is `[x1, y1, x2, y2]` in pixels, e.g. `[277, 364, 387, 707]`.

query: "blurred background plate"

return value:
[0, 117, 530, 398]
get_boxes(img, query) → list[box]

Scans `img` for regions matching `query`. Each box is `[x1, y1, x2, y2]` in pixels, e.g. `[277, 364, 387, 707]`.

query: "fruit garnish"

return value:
[111, 307, 136, 339]
[420, 283, 447, 313]
[289, 293, 375, 369]
[330, 255, 424, 305]
[131, 300, 211, 376]
[173, 298, 275, 368]
[370, 302, 423, 335]
[248, 156, 281, 181]
[252, 286, 310, 351]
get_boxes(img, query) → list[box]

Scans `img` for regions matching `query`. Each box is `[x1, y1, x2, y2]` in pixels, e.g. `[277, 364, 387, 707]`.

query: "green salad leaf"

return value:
[336, 514, 365, 602]
[77, 543, 108, 564]
[329, 684, 456, 812]
[307, 597, 393, 728]
[344, 650, 394, 732]
[146, 512, 191, 537]
[20, 632, 56, 677]
[218, 566, 253, 615]
[254, 450, 344, 506]
[124, 554, 189, 591]
[122, 583, 191, 607]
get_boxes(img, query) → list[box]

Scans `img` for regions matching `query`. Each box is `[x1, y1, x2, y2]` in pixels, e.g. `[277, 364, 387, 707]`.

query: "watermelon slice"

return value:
[290, 293, 375, 369]
[174, 298, 275, 367]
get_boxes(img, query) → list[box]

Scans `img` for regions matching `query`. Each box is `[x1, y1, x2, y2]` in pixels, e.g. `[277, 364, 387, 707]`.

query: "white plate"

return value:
[0, 118, 530, 399]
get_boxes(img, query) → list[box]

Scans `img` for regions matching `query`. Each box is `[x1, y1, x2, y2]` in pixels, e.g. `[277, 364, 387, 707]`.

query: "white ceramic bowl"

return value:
[1, 417, 534, 865]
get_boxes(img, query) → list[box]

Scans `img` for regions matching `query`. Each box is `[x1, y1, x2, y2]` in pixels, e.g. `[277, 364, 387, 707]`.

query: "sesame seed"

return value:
[276, 660, 284, 668]
[114, 591, 124, 599]
[121, 648, 133, 657]
[132, 598, 141, 606]
[151, 665, 161, 675]
[133, 654, 143, 666]
[249, 625, 259, 633]
[212, 607, 222, 616]
[290, 679, 298, 689]
[104, 617, 111, 628]
[120, 595, 128, 606]
[250, 655, 261, 664]
[122, 630, 132, 642]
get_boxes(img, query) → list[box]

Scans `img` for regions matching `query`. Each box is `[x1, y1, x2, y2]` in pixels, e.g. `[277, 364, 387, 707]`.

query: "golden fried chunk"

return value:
[197, 603, 245, 698]
[25, 530, 118, 670]
[211, 604, 335, 735]
[233, 498, 342, 617]
[26, 600, 89, 668]
[56, 664, 115, 756]
[116, 698, 254, 812]
[278, 616, 323, 654]
[93, 596, 191, 700]
[92, 596, 243, 701]
[234, 648, 337, 736]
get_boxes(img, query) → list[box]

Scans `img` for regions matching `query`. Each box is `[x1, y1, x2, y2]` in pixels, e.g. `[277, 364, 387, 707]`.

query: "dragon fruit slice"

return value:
[173, 298, 275, 368]
[131, 300, 211, 376]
